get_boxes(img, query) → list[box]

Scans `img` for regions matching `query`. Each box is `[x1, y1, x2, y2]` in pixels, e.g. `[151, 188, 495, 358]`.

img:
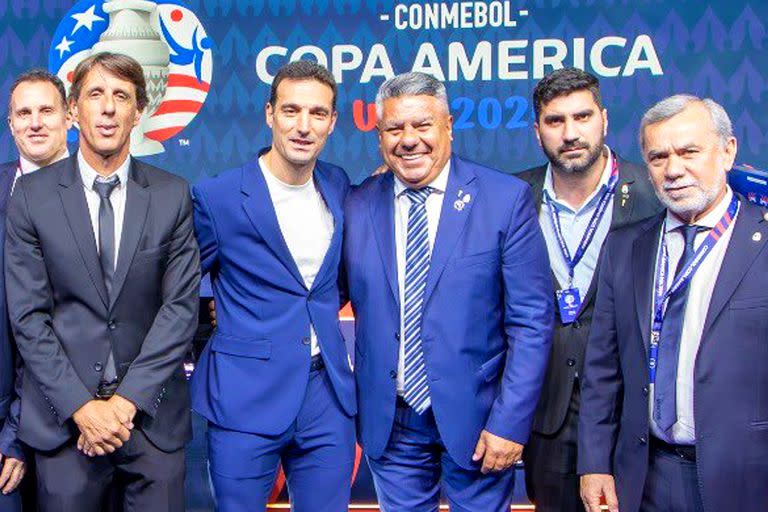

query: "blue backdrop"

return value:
[1, 0, 766, 508]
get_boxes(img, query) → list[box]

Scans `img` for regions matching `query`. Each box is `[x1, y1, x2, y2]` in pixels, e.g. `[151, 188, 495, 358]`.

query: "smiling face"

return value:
[643, 102, 736, 222]
[8, 80, 71, 167]
[265, 78, 337, 174]
[535, 89, 607, 175]
[70, 65, 142, 166]
[377, 94, 453, 188]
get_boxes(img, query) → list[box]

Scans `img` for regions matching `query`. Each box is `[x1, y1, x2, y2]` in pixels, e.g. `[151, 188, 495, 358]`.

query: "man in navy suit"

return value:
[344, 72, 553, 511]
[191, 60, 355, 512]
[1, 69, 73, 509]
[579, 95, 768, 512]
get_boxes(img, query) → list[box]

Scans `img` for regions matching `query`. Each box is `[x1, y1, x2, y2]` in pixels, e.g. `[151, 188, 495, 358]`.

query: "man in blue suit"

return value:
[191, 60, 355, 512]
[1, 69, 73, 509]
[579, 95, 768, 512]
[344, 72, 553, 511]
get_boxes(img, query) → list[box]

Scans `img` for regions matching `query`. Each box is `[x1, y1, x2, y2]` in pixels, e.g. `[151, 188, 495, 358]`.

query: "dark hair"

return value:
[8, 69, 67, 114]
[532, 67, 602, 120]
[269, 60, 337, 111]
[69, 52, 148, 111]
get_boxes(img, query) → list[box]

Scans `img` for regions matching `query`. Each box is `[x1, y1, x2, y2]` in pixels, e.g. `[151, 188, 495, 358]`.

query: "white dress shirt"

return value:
[394, 161, 451, 394]
[78, 150, 130, 268]
[649, 187, 736, 444]
[260, 157, 334, 357]
[12, 149, 70, 193]
[539, 146, 615, 300]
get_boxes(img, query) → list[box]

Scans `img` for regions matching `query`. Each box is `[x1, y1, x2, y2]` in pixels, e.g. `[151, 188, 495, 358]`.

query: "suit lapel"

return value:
[702, 202, 767, 335]
[369, 173, 399, 305]
[578, 160, 639, 317]
[241, 158, 306, 289]
[110, 159, 150, 309]
[309, 166, 342, 292]
[58, 156, 109, 308]
[633, 214, 664, 351]
[423, 156, 477, 305]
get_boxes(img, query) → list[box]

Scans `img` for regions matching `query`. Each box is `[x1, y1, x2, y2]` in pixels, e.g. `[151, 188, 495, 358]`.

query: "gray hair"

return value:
[639, 94, 733, 150]
[375, 72, 449, 119]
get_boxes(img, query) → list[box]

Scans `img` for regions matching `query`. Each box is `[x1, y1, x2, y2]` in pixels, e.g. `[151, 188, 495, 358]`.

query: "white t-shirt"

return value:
[260, 156, 334, 357]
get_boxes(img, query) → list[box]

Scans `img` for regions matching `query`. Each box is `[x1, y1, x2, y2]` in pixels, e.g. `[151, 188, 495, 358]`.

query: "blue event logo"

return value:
[48, 0, 213, 156]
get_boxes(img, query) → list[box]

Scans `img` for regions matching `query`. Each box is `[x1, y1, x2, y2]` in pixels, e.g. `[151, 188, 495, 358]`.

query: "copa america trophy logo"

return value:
[49, 0, 213, 156]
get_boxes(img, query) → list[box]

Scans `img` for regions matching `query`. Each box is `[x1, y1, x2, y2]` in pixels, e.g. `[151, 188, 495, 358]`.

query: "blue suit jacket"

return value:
[344, 154, 553, 469]
[191, 151, 356, 434]
[578, 200, 768, 512]
[0, 161, 22, 460]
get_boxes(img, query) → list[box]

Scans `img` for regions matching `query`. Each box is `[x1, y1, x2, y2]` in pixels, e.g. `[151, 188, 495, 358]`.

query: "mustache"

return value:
[662, 179, 698, 191]
[558, 142, 589, 153]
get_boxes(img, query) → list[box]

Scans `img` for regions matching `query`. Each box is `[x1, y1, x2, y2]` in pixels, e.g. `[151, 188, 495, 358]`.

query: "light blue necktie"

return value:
[402, 187, 433, 414]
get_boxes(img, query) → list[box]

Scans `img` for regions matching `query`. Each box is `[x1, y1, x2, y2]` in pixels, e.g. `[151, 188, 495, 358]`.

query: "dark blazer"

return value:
[5, 155, 200, 452]
[517, 157, 661, 435]
[190, 151, 356, 435]
[345, 154, 553, 469]
[578, 199, 768, 512]
[0, 161, 23, 460]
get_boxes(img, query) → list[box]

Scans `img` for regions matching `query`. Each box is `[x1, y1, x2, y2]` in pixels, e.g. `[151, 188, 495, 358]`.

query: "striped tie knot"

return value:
[405, 186, 432, 206]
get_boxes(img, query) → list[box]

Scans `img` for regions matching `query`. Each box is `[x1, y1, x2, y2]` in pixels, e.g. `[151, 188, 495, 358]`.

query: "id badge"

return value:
[556, 287, 582, 324]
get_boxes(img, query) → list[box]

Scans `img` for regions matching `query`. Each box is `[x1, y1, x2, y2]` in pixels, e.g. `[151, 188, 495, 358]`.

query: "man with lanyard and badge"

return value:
[0, 69, 73, 510]
[579, 94, 768, 512]
[518, 68, 660, 512]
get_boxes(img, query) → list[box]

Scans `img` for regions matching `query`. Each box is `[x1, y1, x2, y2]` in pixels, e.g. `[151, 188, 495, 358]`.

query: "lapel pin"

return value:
[753, 232, 762, 242]
[454, 199, 465, 211]
[620, 183, 630, 207]
[763, 212, 768, 222]
[462, 193, 471, 203]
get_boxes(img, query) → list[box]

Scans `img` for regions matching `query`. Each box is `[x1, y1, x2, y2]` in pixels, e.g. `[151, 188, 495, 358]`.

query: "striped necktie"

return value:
[402, 186, 433, 414]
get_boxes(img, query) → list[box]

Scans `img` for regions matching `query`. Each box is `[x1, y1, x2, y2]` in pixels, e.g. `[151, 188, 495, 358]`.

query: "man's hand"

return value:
[0, 455, 24, 495]
[72, 400, 131, 456]
[471, 430, 523, 474]
[109, 394, 137, 427]
[581, 473, 619, 512]
[208, 299, 216, 328]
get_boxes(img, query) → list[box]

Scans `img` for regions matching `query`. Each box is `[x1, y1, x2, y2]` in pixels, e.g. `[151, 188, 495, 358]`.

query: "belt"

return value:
[310, 354, 324, 372]
[650, 436, 696, 462]
[95, 380, 119, 400]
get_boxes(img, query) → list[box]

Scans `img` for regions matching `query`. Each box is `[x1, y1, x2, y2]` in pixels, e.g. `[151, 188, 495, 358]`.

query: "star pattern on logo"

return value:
[71, 5, 105, 34]
[55, 36, 73, 58]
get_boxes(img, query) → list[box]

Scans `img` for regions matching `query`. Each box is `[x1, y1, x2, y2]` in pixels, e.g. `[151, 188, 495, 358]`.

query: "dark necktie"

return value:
[93, 176, 120, 382]
[654, 223, 702, 435]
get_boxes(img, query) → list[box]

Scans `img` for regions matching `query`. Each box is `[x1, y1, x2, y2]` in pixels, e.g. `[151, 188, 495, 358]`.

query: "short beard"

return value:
[544, 138, 605, 175]
[656, 172, 726, 221]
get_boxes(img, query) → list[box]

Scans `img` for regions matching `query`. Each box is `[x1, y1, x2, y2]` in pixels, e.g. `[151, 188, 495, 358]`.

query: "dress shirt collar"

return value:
[77, 150, 130, 190]
[665, 186, 734, 233]
[393, 159, 451, 199]
[19, 149, 70, 174]
[542, 145, 614, 214]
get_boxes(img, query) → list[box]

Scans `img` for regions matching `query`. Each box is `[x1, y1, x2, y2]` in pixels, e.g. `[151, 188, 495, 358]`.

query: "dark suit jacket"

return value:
[5, 155, 200, 452]
[517, 157, 661, 436]
[0, 161, 23, 460]
[578, 199, 768, 512]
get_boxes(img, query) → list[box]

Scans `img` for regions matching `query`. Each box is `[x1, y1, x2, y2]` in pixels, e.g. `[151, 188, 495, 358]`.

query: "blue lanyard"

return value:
[648, 196, 740, 383]
[545, 151, 619, 286]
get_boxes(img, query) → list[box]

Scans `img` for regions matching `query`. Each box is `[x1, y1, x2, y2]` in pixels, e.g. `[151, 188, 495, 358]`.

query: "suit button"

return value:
[108, 321, 116, 330]
[395, 332, 400, 341]
[639, 435, 648, 445]
[572, 320, 581, 329]
[642, 386, 649, 396]
[301, 337, 311, 345]
[389, 370, 397, 379]
[94, 362, 103, 372]
[567, 358, 576, 367]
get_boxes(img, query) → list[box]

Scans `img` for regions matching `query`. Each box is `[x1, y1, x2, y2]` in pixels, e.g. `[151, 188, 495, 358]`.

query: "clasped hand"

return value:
[72, 394, 137, 457]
